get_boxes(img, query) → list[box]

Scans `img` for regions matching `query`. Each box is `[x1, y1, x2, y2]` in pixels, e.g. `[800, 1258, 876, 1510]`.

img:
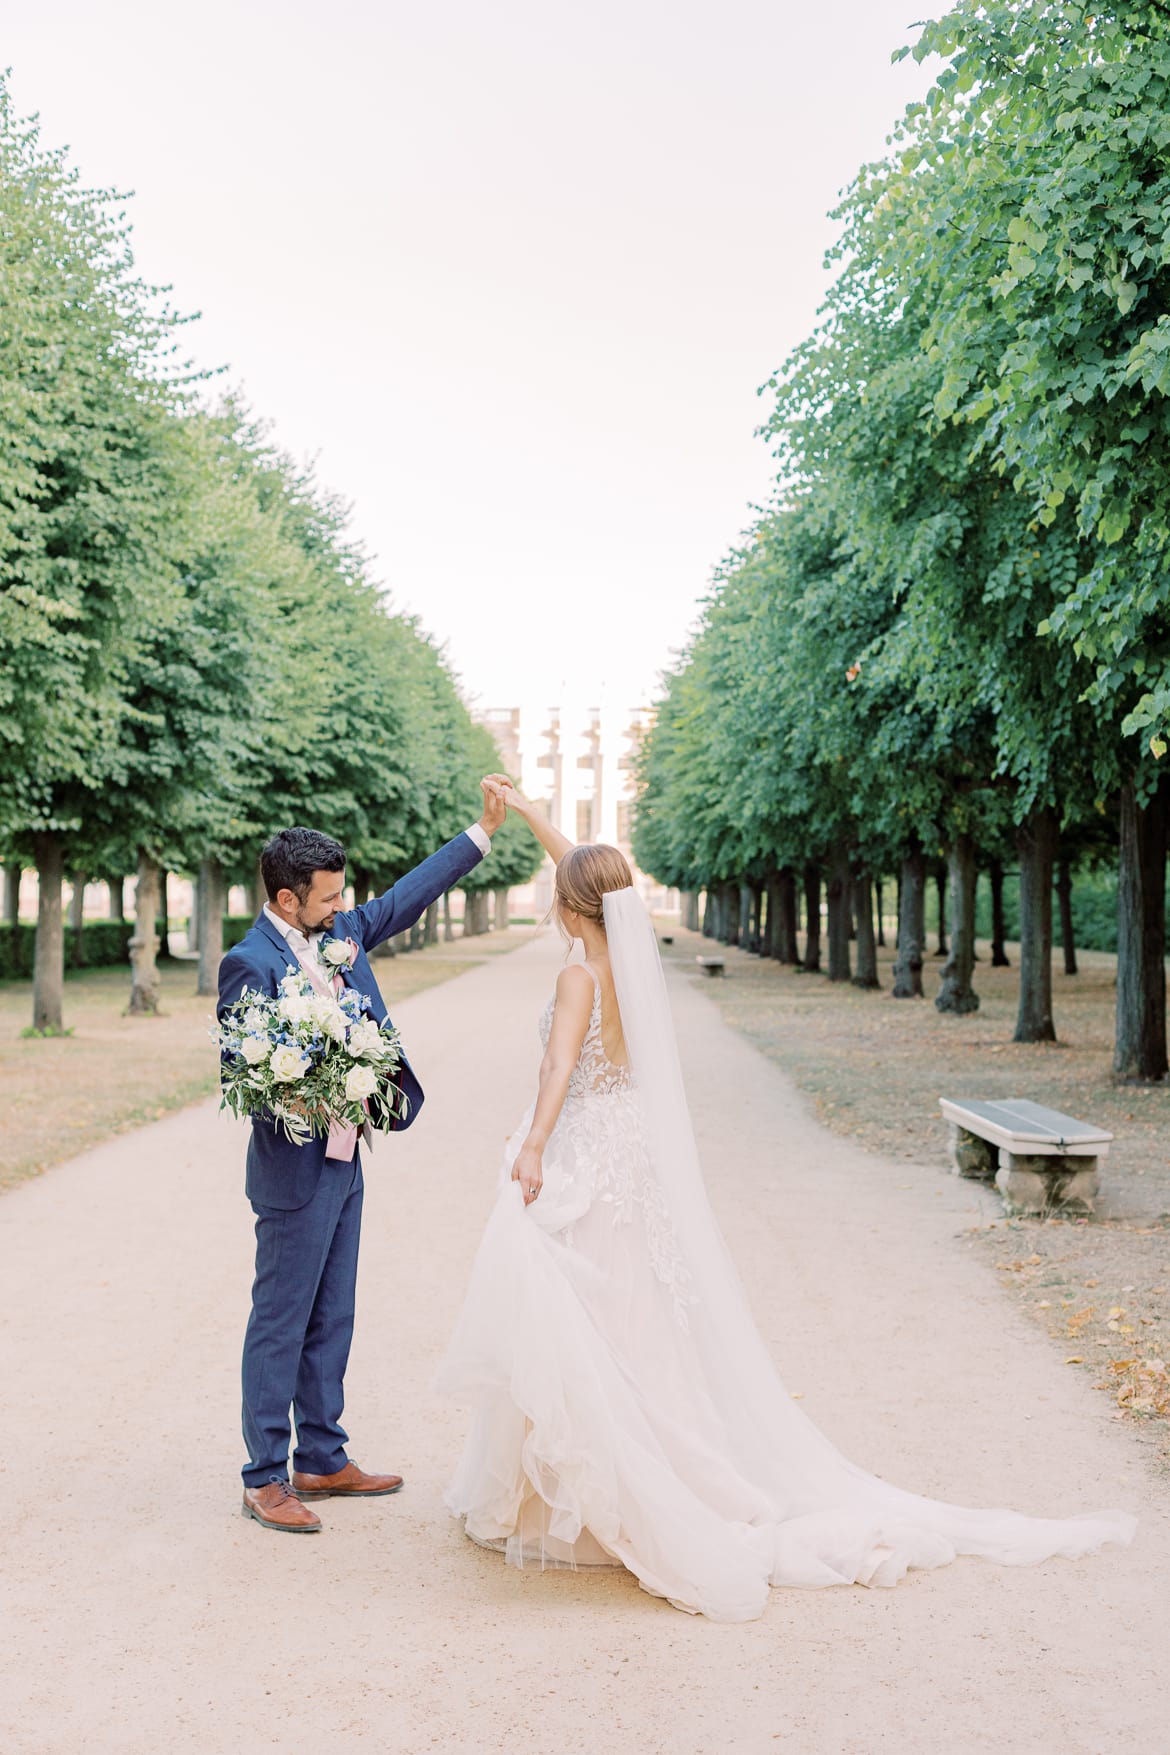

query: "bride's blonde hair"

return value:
[555, 844, 633, 929]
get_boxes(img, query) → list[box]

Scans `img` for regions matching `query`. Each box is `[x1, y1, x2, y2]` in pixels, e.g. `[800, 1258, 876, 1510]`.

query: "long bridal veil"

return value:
[602, 885, 1135, 1597]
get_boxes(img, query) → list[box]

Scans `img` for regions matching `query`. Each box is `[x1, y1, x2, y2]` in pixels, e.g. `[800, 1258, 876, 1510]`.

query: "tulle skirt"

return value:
[436, 1092, 1136, 1622]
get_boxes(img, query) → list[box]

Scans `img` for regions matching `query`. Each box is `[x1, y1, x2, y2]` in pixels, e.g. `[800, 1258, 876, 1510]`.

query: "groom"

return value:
[217, 780, 508, 1532]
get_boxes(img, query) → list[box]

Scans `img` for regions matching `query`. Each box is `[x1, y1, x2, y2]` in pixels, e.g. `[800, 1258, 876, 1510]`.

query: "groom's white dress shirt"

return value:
[262, 824, 491, 1159]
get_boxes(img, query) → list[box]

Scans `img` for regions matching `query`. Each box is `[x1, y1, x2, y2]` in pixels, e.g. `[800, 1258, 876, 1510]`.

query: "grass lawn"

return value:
[661, 920, 1170, 1457]
[0, 928, 535, 1193]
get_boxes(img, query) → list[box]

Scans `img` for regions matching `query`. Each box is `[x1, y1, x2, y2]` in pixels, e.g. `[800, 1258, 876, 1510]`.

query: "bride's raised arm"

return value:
[500, 783, 576, 864]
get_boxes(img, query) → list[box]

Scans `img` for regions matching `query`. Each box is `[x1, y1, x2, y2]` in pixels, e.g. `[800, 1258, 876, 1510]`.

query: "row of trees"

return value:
[0, 80, 540, 1031]
[635, 0, 1170, 1080]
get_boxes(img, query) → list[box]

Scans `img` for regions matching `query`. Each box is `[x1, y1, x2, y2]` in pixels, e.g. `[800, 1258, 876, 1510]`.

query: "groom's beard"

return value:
[294, 905, 336, 935]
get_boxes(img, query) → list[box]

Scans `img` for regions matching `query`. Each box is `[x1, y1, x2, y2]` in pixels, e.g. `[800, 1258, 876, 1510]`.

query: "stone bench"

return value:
[696, 956, 725, 977]
[939, 1097, 1112, 1216]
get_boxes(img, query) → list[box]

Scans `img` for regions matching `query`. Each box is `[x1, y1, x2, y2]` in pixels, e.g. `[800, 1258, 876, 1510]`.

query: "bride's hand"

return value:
[502, 783, 534, 816]
[512, 1142, 543, 1204]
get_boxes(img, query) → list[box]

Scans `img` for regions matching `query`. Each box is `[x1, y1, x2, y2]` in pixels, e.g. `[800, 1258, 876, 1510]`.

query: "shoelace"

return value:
[264, 1480, 300, 1500]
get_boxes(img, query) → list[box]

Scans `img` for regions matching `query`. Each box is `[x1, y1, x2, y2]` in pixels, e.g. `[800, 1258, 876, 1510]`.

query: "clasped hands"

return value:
[477, 773, 534, 837]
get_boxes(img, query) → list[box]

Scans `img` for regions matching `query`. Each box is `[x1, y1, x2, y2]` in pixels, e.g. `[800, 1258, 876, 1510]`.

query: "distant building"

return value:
[475, 702, 673, 915]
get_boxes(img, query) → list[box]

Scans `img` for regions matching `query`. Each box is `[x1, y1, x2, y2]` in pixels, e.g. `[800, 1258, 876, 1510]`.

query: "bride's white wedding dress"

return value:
[437, 889, 1135, 1622]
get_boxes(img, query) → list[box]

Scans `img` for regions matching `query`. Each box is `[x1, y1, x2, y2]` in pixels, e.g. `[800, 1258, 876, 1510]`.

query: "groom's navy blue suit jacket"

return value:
[217, 832, 483, 1211]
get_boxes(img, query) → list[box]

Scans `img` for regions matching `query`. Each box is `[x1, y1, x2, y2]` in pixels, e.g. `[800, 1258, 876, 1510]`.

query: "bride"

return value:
[437, 793, 1135, 1622]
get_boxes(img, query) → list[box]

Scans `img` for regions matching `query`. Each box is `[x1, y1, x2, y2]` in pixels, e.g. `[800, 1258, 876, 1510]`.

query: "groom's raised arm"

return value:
[351, 830, 487, 952]
[349, 778, 508, 952]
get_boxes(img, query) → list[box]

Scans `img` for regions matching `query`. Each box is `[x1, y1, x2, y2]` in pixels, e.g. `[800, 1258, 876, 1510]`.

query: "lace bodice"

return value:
[538, 968, 633, 1099]
[532, 966, 691, 1326]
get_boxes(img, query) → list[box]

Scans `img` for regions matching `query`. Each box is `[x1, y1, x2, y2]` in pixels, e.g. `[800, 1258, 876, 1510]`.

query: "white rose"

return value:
[319, 1006, 348, 1043]
[270, 1045, 311, 1083]
[243, 1007, 266, 1034]
[322, 939, 352, 967]
[240, 1036, 270, 1066]
[278, 993, 311, 1024]
[346, 1020, 384, 1059]
[344, 1064, 378, 1103]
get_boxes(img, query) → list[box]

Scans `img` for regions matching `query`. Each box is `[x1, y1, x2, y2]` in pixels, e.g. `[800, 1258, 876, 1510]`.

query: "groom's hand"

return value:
[477, 774, 511, 838]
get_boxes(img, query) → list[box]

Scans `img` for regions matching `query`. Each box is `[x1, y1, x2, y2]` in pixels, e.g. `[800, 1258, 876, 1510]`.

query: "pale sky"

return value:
[7, 2, 936, 710]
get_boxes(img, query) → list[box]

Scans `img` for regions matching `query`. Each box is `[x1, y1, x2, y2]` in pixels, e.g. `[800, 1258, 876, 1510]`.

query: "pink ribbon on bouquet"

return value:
[325, 937, 364, 1161]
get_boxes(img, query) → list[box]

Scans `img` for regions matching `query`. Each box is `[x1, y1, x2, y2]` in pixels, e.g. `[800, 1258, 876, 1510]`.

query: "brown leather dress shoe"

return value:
[242, 1480, 323, 1532]
[291, 1459, 404, 1500]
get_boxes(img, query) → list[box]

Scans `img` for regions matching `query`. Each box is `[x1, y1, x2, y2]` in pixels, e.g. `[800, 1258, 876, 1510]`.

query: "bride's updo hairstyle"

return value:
[555, 844, 633, 931]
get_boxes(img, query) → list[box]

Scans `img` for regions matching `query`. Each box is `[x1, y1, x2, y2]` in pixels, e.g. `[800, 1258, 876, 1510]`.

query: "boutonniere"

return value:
[318, 933, 359, 977]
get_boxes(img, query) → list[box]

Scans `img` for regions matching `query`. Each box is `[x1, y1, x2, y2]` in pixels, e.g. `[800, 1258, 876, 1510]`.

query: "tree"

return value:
[0, 79, 190, 1029]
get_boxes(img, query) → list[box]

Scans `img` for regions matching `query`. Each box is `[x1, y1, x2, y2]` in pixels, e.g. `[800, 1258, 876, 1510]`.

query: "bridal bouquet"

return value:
[216, 969, 408, 1144]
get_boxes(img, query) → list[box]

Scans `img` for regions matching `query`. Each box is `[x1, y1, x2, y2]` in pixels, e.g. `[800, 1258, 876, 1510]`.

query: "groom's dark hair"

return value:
[261, 827, 347, 902]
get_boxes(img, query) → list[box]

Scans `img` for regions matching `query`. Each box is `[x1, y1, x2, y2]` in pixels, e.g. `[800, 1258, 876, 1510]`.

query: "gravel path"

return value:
[0, 929, 1164, 1755]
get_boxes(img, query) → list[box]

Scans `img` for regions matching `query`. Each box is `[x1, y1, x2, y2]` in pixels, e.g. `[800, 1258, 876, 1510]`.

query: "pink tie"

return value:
[288, 933, 358, 1162]
[324, 965, 359, 1160]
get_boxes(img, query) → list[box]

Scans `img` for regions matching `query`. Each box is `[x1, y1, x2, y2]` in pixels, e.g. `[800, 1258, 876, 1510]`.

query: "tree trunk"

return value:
[826, 845, 852, 982]
[892, 846, 926, 998]
[3, 864, 20, 927]
[760, 877, 777, 957]
[875, 878, 886, 948]
[1056, 857, 1078, 977]
[750, 884, 764, 953]
[852, 869, 880, 989]
[936, 834, 979, 1014]
[721, 883, 739, 946]
[701, 889, 715, 937]
[68, 875, 86, 932]
[463, 890, 490, 937]
[32, 833, 66, 1032]
[802, 863, 822, 974]
[188, 869, 201, 953]
[989, 858, 1011, 966]
[934, 862, 948, 956]
[196, 857, 226, 997]
[424, 901, 440, 946]
[738, 883, 753, 950]
[1013, 806, 1058, 1043]
[1113, 775, 1168, 1082]
[772, 868, 799, 964]
[128, 852, 162, 1015]
[157, 869, 171, 960]
[443, 891, 454, 943]
[108, 877, 125, 921]
[682, 891, 700, 932]
[409, 919, 425, 951]
[494, 887, 510, 931]
[248, 866, 264, 918]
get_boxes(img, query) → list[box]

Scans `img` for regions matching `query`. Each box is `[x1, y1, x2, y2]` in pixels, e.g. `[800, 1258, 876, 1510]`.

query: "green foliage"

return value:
[637, 0, 1168, 928]
[0, 74, 518, 976]
[0, 80, 191, 850]
[872, 2, 1170, 757]
[222, 915, 260, 953]
[0, 920, 131, 980]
